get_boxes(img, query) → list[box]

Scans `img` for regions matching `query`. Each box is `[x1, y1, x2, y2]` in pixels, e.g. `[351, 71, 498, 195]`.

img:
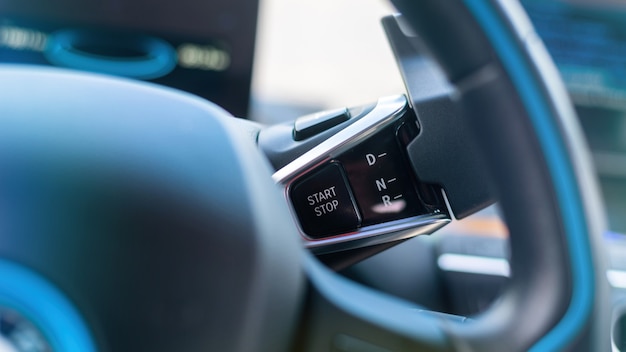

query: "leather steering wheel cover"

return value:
[0, 66, 304, 351]
[390, 0, 610, 350]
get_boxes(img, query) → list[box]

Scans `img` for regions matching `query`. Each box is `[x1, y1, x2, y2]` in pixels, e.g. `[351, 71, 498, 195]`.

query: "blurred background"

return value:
[250, 0, 403, 123]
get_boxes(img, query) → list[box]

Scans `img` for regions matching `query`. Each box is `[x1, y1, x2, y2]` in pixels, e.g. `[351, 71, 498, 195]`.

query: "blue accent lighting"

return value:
[44, 29, 177, 80]
[463, 1, 595, 351]
[0, 259, 96, 352]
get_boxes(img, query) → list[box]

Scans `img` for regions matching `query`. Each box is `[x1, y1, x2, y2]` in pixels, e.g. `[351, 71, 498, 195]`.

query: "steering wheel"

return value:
[0, 0, 611, 351]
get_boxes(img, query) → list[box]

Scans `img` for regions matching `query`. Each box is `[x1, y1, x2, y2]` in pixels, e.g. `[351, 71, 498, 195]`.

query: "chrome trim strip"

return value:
[306, 214, 449, 254]
[273, 95, 408, 184]
[272, 95, 451, 253]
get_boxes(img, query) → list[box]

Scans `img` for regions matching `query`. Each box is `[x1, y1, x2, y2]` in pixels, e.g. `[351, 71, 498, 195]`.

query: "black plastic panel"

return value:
[383, 14, 496, 219]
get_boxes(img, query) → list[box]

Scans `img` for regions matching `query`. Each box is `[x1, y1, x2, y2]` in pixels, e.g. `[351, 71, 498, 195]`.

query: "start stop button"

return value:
[290, 162, 361, 238]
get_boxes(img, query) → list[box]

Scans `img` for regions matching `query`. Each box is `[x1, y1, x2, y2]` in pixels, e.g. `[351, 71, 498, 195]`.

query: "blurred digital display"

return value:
[0, 0, 258, 117]
[524, 0, 626, 111]
[524, 0, 626, 235]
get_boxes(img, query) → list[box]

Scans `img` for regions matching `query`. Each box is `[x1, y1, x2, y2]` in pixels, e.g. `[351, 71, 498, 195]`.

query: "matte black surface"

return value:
[408, 95, 495, 219]
[386, 1, 494, 83]
[383, 15, 496, 219]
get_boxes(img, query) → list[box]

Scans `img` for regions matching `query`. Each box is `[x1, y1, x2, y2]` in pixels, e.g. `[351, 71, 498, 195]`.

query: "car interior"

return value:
[0, 0, 624, 351]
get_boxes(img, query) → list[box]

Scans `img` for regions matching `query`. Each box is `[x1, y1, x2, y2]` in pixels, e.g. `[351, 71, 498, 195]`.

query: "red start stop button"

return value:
[290, 162, 361, 239]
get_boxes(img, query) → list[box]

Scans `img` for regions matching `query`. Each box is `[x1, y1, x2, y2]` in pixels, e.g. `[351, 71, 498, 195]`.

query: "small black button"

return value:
[290, 163, 360, 238]
[293, 107, 350, 141]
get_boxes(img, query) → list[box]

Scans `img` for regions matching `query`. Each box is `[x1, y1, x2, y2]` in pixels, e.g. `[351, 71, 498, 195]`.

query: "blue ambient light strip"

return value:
[462, 1, 595, 351]
[45, 30, 177, 80]
[0, 259, 96, 352]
